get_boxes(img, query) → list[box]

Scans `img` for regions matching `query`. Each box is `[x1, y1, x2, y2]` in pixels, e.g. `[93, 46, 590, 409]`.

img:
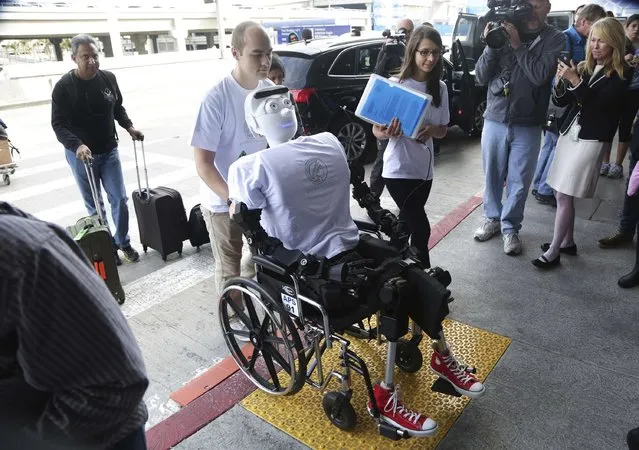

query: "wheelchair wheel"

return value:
[322, 391, 357, 431]
[220, 277, 307, 396]
[395, 338, 423, 373]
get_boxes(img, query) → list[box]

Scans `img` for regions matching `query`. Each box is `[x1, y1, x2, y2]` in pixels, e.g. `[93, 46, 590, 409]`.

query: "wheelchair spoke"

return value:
[258, 314, 272, 339]
[248, 346, 260, 371]
[228, 328, 251, 340]
[244, 292, 262, 329]
[226, 298, 252, 329]
[261, 350, 281, 390]
[262, 335, 286, 346]
[263, 342, 292, 374]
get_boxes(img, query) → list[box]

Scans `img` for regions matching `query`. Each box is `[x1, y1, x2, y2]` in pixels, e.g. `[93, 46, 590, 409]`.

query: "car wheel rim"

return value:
[474, 100, 486, 131]
[337, 122, 367, 160]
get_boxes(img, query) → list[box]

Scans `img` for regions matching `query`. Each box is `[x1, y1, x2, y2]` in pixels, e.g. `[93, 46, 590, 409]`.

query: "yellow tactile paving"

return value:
[241, 319, 511, 450]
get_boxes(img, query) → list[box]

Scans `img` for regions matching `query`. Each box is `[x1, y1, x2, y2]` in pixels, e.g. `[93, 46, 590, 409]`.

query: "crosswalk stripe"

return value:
[120, 250, 213, 319]
[35, 166, 197, 223]
[2, 159, 145, 203]
[11, 148, 193, 180]
[15, 135, 187, 162]
[12, 160, 70, 179]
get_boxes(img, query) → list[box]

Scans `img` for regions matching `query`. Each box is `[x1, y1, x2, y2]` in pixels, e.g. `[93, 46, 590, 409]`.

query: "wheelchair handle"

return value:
[252, 255, 288, 276]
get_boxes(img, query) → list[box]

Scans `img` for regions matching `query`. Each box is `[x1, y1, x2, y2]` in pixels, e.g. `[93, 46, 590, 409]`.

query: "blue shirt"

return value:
[564, 25, 587, 64]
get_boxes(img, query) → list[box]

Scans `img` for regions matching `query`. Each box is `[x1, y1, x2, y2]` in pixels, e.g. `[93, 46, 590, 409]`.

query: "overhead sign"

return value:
[276, 24, 351, 44]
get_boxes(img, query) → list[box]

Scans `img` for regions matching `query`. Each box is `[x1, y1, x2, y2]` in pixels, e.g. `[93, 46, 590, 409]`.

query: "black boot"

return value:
[619, 266, 639, 288]
[619, 240, 639, 289]
[628, 427, 639, 450]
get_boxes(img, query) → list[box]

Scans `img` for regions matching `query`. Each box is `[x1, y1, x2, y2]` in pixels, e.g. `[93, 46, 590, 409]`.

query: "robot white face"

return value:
[245, 86, 298, 146]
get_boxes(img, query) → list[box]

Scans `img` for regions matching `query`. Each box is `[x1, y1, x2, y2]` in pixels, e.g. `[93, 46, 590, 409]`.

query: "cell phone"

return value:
[559, 51, 571, 66]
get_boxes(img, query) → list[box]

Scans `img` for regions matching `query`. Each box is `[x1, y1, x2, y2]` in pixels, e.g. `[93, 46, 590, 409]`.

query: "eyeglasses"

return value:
[416, 49, 441, 58]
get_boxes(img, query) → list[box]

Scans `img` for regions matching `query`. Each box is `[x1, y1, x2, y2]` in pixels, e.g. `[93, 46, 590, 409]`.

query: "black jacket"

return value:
[51, 70, 133, 154]
[553, 67, 631, 142]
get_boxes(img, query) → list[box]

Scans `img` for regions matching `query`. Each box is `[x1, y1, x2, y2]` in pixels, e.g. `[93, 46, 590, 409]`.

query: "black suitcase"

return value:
[131, 140, 188, 261]
[66, 161, 125, 304]
[188, 203, 210, 250]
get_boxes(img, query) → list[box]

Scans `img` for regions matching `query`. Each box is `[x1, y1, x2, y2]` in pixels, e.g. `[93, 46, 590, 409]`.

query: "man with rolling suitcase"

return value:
[51, 33, 143, 265]
[190, 21, 273, 335]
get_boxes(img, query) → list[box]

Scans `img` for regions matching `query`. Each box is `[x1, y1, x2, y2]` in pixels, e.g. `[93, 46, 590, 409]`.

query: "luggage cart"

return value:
[0, 140, 19, 186]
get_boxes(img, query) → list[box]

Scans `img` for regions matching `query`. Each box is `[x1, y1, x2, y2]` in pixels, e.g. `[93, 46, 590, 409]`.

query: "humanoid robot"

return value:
[226, 85, 485, 437]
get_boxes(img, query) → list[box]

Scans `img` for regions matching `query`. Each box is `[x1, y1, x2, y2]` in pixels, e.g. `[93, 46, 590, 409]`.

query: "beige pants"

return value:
[201, 208, 256, 300]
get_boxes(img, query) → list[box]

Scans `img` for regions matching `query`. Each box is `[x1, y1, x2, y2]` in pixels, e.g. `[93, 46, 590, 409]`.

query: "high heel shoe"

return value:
[618, 267, 639, 289]
[532, 254, 561, 269]
[540, 243, 577, 255]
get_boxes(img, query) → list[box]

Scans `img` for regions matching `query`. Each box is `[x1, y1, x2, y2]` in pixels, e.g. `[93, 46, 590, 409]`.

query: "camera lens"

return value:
[485, 25, 508, 49]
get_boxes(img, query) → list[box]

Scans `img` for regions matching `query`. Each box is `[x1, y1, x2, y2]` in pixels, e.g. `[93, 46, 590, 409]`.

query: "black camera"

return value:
[481, 0, 533, 49]
[382, 28, 407, 43]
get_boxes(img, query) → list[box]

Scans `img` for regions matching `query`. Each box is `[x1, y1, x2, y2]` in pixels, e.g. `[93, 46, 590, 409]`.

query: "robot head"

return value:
[245, 85, 298, 147]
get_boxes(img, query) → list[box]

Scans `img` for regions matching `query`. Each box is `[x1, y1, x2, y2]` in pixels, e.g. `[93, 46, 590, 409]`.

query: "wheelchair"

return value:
[219, 162, 459, 440]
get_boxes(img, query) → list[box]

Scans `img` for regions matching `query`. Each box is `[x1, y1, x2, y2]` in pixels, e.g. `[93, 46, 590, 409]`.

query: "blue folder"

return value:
[355, 74, 432, 138]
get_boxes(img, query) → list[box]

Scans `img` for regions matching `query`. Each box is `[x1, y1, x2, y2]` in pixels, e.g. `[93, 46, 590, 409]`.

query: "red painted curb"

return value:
[146, 370, 257, 450]
[429, 194, 483, 249]
[146, 192, 485, 449]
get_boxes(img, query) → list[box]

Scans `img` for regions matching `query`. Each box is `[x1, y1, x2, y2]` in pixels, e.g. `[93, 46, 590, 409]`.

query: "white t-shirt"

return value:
[227, 132, 360, 259]
[382, 78, 449, 181]
[190, 73, 273, 212]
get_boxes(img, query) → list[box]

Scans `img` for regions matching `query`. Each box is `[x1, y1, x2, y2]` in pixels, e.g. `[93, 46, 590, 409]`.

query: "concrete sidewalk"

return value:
[153, 163, 638, 449]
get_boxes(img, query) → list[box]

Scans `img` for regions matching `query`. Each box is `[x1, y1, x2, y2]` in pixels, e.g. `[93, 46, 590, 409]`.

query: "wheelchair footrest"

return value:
[431, 377, 462, 397]
[378, 421, 410, 440]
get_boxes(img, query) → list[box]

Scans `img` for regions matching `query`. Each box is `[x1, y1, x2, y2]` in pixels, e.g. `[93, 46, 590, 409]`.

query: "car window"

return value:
[277, 55, 313, 89]
[454, 17, 474, 43]
[330, 48, 356, 76]
[547, 13, 571, 31]
[357, 46, 381, 75]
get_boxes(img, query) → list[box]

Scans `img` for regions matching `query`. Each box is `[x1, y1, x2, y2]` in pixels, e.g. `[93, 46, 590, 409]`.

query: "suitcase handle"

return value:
[133, 140, 150, 199]
[83, 160, 107, 226]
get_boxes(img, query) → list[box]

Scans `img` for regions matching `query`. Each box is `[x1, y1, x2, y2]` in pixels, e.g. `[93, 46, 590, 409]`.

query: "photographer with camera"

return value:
[473, 0, 565, 256]
[533, 4, 607, 206]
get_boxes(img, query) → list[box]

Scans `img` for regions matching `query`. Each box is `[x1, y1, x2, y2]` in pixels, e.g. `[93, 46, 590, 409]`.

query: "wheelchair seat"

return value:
[253, 233, 403, 331]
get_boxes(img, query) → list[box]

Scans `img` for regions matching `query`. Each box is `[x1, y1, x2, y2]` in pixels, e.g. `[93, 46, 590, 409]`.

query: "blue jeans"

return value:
[481, 119, 542, 234]
[66, 148, 131, 248]
[532, 130, 558, 196]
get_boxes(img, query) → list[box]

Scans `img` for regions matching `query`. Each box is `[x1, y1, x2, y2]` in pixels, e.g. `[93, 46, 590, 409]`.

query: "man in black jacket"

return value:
[51, 34, 143, 265]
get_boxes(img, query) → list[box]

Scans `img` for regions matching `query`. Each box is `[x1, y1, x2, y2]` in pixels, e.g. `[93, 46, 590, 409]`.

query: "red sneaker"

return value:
[367, 383, 437, 437]
[430, 347, 485, 398]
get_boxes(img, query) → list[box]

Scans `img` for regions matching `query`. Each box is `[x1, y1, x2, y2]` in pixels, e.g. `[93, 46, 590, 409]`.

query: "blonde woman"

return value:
[534, 17, 630, 268]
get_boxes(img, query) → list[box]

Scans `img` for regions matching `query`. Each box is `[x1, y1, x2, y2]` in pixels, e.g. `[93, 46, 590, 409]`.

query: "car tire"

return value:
[471, 99, 486, 137]
[331, 117, 376, 163]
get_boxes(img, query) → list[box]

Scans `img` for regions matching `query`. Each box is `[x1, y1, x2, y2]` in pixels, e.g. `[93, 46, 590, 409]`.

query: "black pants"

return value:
[384, 178, 433, 267]
[620, 154, 639, 237]
[369, 139, 388, 198]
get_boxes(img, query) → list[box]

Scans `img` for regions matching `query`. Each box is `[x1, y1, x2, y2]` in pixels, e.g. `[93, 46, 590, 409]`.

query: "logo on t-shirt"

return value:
[305, 158, 328, 185]
[102, 88, 114, 103]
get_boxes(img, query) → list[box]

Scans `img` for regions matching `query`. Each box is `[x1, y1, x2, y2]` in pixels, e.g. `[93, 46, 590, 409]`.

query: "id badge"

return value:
[569, 114, 581, 142]
[570, 122, 581, 142]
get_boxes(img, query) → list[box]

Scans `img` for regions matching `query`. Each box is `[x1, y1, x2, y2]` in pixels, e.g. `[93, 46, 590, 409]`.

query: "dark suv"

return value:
[275, 36, 486, 162]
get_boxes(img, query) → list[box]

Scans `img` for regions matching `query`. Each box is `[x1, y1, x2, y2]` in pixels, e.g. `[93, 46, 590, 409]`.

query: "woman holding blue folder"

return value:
[372, 25, 450, 267]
